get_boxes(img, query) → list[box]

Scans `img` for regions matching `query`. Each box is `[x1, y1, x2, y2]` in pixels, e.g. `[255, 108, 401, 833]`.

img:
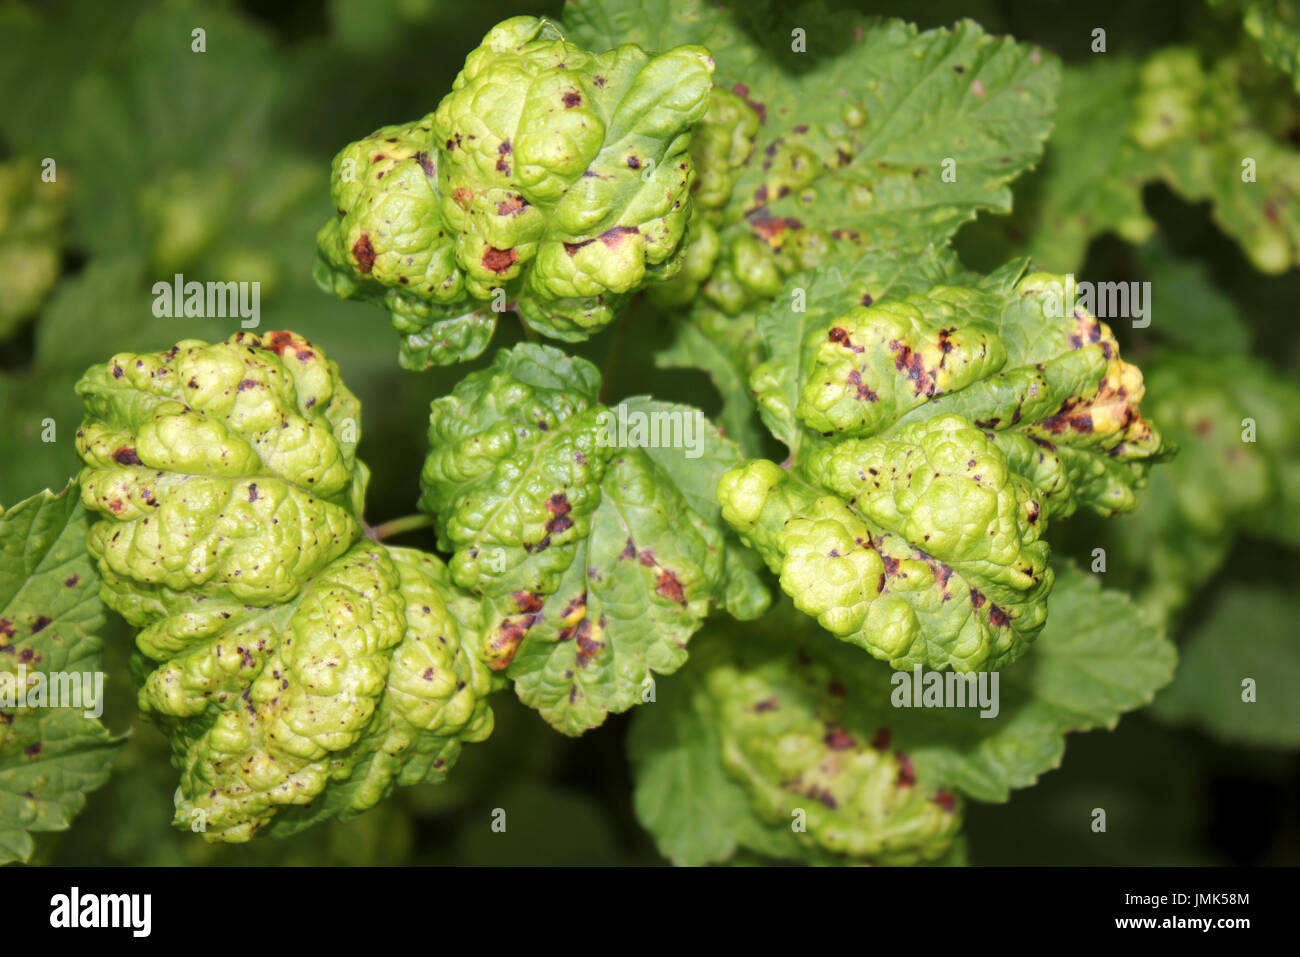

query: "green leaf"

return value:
[750, 247, 967, 456]
[958, 58, 1156, 274]
[1135, 239, 1252, 355]
[1212, 0, 1300, 90]
[630, 562, 1176, 865]
[0, 486, 124, 865]
[569, 0, 1059, 316]
[1131, 47, 1300, 273]
[653, 309, 766, 458]
[722, 263, 1169, 672]
[1151, 585, 1300, 748]
[419, 343, 764, 734]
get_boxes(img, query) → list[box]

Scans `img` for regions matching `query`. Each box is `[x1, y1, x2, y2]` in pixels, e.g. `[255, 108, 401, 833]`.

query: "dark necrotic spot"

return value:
[352, 234, 376, 273]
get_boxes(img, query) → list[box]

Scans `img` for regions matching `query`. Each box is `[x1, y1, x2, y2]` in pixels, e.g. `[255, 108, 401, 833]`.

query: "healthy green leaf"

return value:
[957, 58, 1156, 274]
[1212, 0, 1300, 90]
[0, 486, 124, 864]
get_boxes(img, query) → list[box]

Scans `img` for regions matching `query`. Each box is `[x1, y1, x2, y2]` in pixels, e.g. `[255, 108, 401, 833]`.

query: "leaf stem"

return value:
[368, 513, 435, 541]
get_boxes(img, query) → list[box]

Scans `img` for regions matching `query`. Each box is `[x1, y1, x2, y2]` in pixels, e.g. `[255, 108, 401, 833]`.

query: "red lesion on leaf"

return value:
[263, 331, 315, 364]
[987, 603, 1012, 628]
[352, 234, 376, 273]
[655, 569, 687, 606]
[889, 340, 936, 396]
[24, 742, 41, 758]
[453, 187, 473, 208]
[828, 326, 864, 354]
[481, 246, 517, 274]
[1037, 396, 1095, 435]
[525, 493, 573, 553]
[749, 214, 803, 246]
[731, 82, 767, 124]
[113, 446, 142, 466]
[824, 726, 855, 750]
[415, 150, 435, 177]
[496, 194, 528, 216]
[871, 728, 891, 750]
[619, 538, 637, 561]
[107, 499, 124, 514]
[565, 225, 640, 256]
[496, 140, 512, 174]
[562, 91, 582, 108]
[488, 591, 546, 670]
[847, 368, 878, 402]
[64, 575, 79, 588]
[969, 588, 986, 611]
[573, 618, 605, 668]
[933, 789, 957, 812]
[896, 752, 916, 787]
[754, 697, 779, 712]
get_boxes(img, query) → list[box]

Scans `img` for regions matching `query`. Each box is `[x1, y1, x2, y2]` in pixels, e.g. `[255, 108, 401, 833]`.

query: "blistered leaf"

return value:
[315, 15, 715, 366]
[573, 0, 1060, 316]
[74, 333, 493, 841]
[629, 564, 1175, 865]
[720, 263, 1168, 670]
[419, 343, 766, 734]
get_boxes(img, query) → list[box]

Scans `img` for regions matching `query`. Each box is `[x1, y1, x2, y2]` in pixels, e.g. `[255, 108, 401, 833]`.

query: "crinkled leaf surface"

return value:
[315, 14, 715, 366]
[629, 563, 1175, 865]
[568, 0, 1060, 260]
[74, 332, 493, 842]
[720, 261, 1167, 671]
[420, 343, 765, 734]
[0, 486, 124, 864]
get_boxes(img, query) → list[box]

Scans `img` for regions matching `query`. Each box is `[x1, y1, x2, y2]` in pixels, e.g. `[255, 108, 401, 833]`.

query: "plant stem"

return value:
[600, 308, 632, 403]
[368, 513, 435, 541]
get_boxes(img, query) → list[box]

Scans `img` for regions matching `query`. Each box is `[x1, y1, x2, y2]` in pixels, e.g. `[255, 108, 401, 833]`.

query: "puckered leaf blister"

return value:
[315, 15, 715, 367]
[721, 266, 1169, 671]
[420, 343, 765, 734]
[75, 332, 493, 841]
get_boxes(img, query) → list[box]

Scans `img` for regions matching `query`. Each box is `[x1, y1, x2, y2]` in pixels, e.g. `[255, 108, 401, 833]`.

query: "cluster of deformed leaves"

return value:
[629, 565, 1176, 866]
[585, 0, 1067, 459]
[417, 343, 765, 735]
[717, 259, 1167, 671]
[73, 331, 493, 841]
[315, 14, 715, 367]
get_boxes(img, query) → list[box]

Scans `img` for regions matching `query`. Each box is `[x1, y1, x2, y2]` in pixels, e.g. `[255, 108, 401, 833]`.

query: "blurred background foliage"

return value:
[0, 0, 1296, 865]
